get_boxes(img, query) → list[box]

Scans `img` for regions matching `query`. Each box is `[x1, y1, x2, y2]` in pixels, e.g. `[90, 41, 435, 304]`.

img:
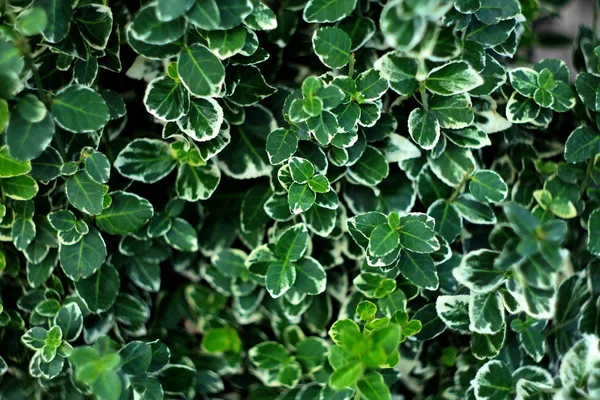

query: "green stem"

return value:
[348, 53, 355, 78]
[580, 157, 594, 196]
[54, 130, 67, 159]
[420, 83, 429, 112]
[448, 167, 474, 203]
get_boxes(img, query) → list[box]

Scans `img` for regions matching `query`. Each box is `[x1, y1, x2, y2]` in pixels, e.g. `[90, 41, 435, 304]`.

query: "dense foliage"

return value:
[0, 0, 599, 398]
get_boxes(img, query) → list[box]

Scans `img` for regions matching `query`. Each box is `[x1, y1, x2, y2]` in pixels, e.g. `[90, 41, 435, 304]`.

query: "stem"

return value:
[580, 157, 594, 196]
[348, 53, 355, 78]
[448, 167, 474, 203]
[54, 130, 67, 159]
[420, 83, 429, 112]
[101, 131, 115, 164]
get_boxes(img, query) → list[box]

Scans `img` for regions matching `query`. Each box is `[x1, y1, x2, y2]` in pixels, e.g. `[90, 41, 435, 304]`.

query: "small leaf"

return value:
[177, 44, 225, 97]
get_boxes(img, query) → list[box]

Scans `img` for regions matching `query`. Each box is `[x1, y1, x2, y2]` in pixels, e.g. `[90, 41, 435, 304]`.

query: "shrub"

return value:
[0, 0, 599, 398]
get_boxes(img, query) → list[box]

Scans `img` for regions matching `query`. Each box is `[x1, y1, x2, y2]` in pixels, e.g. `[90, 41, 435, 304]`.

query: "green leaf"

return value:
[130, 5, 186, 44]
[96, 191, 154, 235]
[454, 194, 496, 224]
[368, 224, 399, 257]
[288, 182, 316, 215]
[249, 342, 291, 369]
[177, 97, 223, 142]
[472, 360, 512, 400]
[347, 146, 390, 186]
[59, 228, 107, 281]
[157, 0, 194, 21]
[177, 44, 225, 97]
[398, 216, 439, 254]
[397, 251, 438, 290]
[54, 303, 83, 342]
[33, 0, 72, 43]
[308, 175, 330, 193]
[12, 218, 36, 250]
[425, 61, 483, 96]
[6, 111, 55, 161]
[429, 94, 474, 129]
[469, 170, 508, 203]
[293, 257, 326, 295]
[275, 223, 309, 262]
[66, 171, 104, 215]
[120, 341, 152, 376]
[564, 126, 600, 163]
[175, 161, 221, 202]
[84, 152, 110, 184]
[289, 157, 315, 184]
[15, 7, 47, 36]
[143, 76, 189, 122]
[115, 139, 177, 183]
[329, 362, 363, 390]
[469, 292, 504, 334]
[427, 199, 462, 243]
[51, 85, 110, 133]
[428, 144, 475, 187]
[2, 175, 38, 200]
[355, 69, 389, 101]
[165, 218, 198, 252]
[229, 66, 277, 106]
[407, 108, 440, 150]
[435, 295, 470, 331]
[187, 0, 221, 30]
[0, 146, 31, 178]
[75, 263, 120, 313]
[303, 0, 357, 23]
[312, 27, 352, 69]
[202, 327, 241, 353]
[453, 249, 504, 293]
[266, 260, 296, 298]
[357, 372, 391, 400]
[267, 129, 298, 165]
[207, 26, 247, 59]
[509, 67, 538, 97]
[375, 52, 419, 96]
[575, 72, 600, 111]
[475, 0, 521, 25]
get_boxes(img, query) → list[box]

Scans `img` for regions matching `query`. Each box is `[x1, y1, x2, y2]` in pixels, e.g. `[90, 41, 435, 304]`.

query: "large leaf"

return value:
[312, 27, 352, 69]
[65, 171, 105, 215]
[96, 192, 154, 235]
[303, 0, 357, 23]
[114, 139, 177, 183]
[59, 229, 107, 281]
[177, 44, 225, 97]
[425, 61, 483, 96]
[51, 85, 110, 133]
